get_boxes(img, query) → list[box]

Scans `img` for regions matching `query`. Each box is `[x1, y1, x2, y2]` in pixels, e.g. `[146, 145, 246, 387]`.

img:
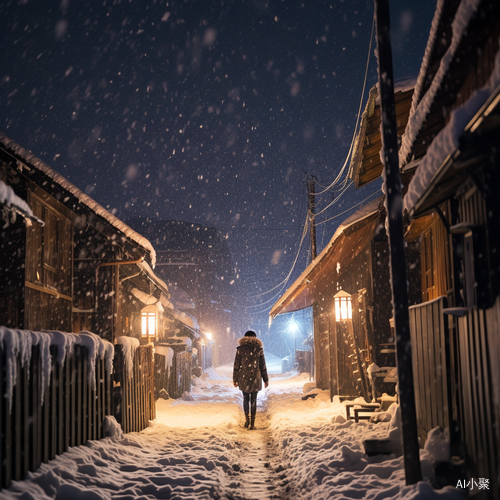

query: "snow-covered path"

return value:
[229, 418, 280, 499]
[227, 394, 287, 500]
[1, 365, 466, 500]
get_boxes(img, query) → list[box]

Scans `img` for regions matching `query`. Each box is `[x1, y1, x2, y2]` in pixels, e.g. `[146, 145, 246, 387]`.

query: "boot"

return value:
[244, 413, 250, 428]
[249, 415, 255, 430]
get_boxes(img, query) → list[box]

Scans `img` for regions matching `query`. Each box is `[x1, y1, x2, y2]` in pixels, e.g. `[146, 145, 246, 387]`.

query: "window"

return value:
[452, 225, 489, 308]
[26, 192, 72, 295]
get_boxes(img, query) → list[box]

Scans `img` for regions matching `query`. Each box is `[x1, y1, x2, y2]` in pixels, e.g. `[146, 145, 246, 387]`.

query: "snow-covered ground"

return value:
[1, 366, 465, 500]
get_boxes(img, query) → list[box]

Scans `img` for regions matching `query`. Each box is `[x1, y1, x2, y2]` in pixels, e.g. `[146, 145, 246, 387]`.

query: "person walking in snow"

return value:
[233, 330, 269, 430]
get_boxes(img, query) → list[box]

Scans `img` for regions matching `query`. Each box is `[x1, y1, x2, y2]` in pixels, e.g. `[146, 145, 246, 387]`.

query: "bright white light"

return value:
[205, 332, 213, 341]
[288, 320, 299, 334]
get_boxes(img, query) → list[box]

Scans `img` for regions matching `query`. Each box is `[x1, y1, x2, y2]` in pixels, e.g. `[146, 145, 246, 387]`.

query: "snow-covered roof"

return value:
[399, 0, 482, 166]
[0, 132, 156, 267]
[0, 178, 44, 226]
[0, 179, 32, 216]
[404, 32, 500, 214]
[350, 78, 415, 188]
[131, 288, 159, 306]
[270, 195, 383, 318]
[167, 309, 200, 334]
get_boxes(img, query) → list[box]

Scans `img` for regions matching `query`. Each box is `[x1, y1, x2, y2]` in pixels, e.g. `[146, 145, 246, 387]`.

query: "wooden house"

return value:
[0, 132, 200, 348]
[270, 77, 418, 401]
[271, 196, 402, 400]
[398, 0, 500, 492]
[127, 219, 235, 364]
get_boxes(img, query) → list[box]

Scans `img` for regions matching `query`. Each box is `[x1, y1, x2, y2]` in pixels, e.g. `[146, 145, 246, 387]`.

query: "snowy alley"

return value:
[1, 357, 465, 500]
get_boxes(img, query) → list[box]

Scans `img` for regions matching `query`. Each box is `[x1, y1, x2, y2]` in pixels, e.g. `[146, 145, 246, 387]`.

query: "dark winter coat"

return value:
[233, 336, 269, 393]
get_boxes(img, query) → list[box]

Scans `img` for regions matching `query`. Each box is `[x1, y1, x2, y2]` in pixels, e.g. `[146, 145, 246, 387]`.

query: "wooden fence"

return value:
[0, 343, 112, 490]
[198, 342, 213, 372]
[0, 335, 155, 490]
[408, 296, 452, 436]
[155, 349, 192, 400]
[113, 344, 155, 433]
[456, 304, 499, 496]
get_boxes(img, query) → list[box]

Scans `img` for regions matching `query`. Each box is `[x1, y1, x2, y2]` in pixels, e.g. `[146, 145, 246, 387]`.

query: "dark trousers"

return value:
[243, 391, 257, 416]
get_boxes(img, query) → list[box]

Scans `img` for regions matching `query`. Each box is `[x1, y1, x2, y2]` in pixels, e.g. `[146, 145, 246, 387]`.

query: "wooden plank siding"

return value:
[409, 297, 452, 438]
[456, 305, 499, 496]
[485, 297, 500, 489]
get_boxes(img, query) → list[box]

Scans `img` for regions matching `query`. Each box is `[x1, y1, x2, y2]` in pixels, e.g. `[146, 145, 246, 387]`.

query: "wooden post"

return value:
[374, 0, 421, 484]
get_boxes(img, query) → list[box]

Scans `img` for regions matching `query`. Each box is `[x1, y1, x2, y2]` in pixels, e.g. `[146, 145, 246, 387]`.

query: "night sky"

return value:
[0, 0, 436, 344]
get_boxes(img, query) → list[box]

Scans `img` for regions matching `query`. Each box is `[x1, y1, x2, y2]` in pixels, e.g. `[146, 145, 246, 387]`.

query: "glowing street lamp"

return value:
[141, 305, 158, 342]
[334, 290, 352, 322]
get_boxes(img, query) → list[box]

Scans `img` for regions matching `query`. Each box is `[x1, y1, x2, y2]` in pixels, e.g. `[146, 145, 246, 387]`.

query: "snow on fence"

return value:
[154, 344, 192, 400]
[0, 330, 155, 490]
[0, 328, 114, 490]
[113, 343, 155, 434]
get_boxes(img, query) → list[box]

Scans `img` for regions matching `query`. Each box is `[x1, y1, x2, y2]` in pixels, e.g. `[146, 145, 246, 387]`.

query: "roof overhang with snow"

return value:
[0, 133, 157, 267]
[350, 81, 415, 189]
[270, 197, 383, 318]
[408, 82, 500, 219]
[399, 0, 499, 169]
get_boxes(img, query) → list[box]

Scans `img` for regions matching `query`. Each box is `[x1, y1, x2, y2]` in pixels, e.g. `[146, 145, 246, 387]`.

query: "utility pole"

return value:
[374, 0, 421, 485]
[308, 175, 317, 262]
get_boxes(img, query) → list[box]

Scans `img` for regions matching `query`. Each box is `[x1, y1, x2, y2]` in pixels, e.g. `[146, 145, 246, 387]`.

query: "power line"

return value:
[315, 14, 376, 197]
[234, 207, 310, 307]
[315, 189, 382, 226]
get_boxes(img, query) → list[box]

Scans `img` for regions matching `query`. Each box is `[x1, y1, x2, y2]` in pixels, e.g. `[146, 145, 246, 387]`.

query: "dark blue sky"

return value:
[0, 0, 436, 339]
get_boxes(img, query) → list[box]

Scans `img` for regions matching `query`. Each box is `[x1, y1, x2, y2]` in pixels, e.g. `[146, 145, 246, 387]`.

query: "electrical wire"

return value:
[315, 14, 376, 197]
[248, 189, 382, 315]
[233, 14, 377, 313]
[315, 188, 382, 226]
[242, 213, 309, 307]
[312, 180, 354, 218]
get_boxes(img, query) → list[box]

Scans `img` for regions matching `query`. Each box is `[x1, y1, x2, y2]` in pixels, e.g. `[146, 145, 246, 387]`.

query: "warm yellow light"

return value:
[141, 305, 158, 339]
[205, 332, 213, 341]
[334, 290, 352, 322]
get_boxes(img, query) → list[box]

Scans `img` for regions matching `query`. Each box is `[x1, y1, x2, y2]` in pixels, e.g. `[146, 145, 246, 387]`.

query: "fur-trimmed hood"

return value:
[238, 336, 263, 348]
